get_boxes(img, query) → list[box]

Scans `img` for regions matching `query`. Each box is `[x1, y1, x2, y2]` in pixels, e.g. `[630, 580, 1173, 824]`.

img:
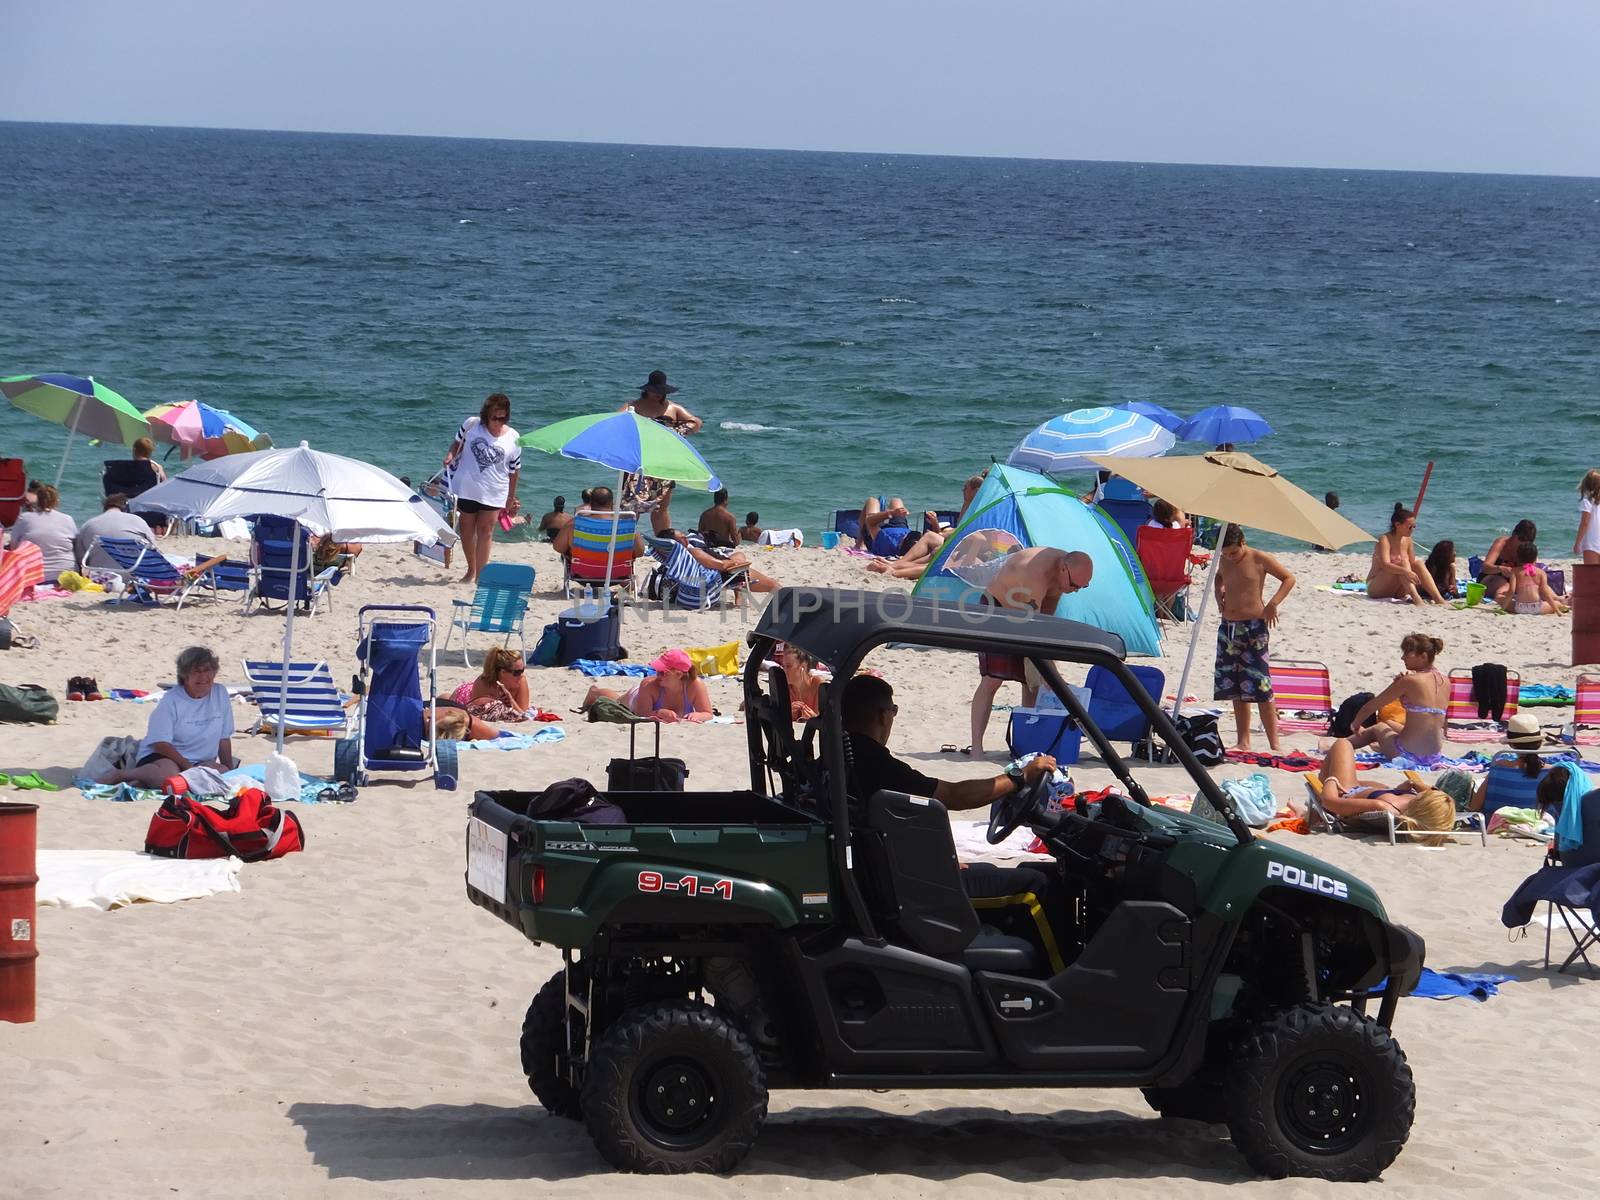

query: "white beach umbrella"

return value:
[132, 442, 458, 754]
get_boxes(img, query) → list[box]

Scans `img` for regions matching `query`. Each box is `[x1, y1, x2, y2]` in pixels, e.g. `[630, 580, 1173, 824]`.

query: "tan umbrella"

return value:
[1088, 450, 1375, 718]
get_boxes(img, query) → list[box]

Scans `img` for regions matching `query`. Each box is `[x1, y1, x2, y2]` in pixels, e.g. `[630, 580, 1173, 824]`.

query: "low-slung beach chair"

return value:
[1135, 525, 1202, 621]
[1270, 660, 1335, 735]
[246, 515, 338, 616]
[443, 561, 534, 666]
[1446, 668, 1522, 742]
[1096, 498, 1150, 550]
[1570, 673, 1600, 746]
[563, 511, 640, 598]
[243, 659, 351, 737]
[0, 541, 44, 617]
[97, 536, 221, 609]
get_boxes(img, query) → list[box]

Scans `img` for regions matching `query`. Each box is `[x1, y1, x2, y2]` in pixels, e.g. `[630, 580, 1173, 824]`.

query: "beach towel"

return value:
[1407, 968, 1516, 1002]
[0, 541, 46, 616]
[36, 849, 243, 911]
[568, 659, 654, 678]
[456, 727, 566, 751]
[1520, 683, 1576, 707]
[1223, 749, 1324, 773]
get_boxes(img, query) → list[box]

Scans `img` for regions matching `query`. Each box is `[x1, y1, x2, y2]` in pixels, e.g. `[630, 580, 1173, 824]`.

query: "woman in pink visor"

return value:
[581, 648, 714, 723]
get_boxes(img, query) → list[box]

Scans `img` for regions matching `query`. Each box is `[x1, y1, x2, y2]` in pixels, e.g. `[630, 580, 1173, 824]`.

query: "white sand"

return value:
[2, 537, 1596, 1196]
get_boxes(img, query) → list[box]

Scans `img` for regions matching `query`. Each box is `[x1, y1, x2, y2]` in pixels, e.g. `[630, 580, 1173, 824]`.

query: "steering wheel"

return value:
[987, 771, 1052, 844]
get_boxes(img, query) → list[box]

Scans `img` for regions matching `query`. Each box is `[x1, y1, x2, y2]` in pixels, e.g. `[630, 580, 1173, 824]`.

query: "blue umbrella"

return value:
[1176, 404, 1273, 447]
[1007, 407, 1176, 476]
[1116, 400, 1186, 433]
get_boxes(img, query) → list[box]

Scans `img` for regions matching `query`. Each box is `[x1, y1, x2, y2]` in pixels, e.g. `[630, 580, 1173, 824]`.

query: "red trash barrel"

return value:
[1573, 565, 1600, 666]
[0, 800, 39, 1023]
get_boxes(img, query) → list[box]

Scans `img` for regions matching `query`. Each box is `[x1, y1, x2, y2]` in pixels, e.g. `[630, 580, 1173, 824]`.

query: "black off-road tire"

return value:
[1142, 1072, 1226, 1122]
[1225, 1003, 1415, 1181]
[581, 1000, 767, 1174]
[520, 971, 583, 1119]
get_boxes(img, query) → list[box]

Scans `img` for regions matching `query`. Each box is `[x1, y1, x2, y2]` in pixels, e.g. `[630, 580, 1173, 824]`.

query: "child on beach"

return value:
[1214, 524, 1295, 752]
[1423, 540, 1456, 601]
[1574, 470, 1600, 565]
[1499, 542, 1567, 616]
[740, 512, 761, 543]
[1480, 519, 1537, 604]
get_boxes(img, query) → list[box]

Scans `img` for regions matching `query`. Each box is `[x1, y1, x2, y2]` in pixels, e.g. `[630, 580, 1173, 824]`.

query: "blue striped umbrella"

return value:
[1007, 407, 1176, 475]
[1176, 404, 1273, 446]
[1116, 400, 1186, 433]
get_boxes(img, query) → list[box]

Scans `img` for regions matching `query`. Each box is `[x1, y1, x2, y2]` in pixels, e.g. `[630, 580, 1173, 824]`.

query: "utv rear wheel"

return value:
[520, 970, 584, 1119]
[1225, 1003, 1414, 1181]
[581, 1001, 767, 1174]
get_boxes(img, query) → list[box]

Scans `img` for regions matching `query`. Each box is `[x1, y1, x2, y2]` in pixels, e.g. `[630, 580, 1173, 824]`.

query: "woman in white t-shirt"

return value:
[442, 392, 522, 585]
[1574, 470, 1600, 565]
[99, 646, 237, 787]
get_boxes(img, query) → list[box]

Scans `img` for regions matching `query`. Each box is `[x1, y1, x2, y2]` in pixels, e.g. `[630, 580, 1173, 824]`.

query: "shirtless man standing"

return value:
[967, 548, 1094, 757]
[1213, 524, 1296, 752]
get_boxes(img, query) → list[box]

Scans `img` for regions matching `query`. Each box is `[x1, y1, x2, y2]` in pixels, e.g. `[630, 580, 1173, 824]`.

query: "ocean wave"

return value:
[879, 297, 917, 304]
[720, 420, 796, 433]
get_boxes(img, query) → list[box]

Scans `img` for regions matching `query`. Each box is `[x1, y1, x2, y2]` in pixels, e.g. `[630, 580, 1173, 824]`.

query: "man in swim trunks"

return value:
[968, 548, 1094, 757]
[1213, 524, 1295, 752]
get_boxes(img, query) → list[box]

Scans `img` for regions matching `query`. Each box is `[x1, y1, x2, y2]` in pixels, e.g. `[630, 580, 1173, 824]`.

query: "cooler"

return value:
[556, 602, 623, 666]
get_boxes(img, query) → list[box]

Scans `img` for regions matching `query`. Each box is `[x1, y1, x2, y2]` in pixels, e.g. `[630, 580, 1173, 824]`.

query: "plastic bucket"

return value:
[820, 531, 842, 550]
[0, 800, 39, 1024]
[1465, 581, 1485, 607]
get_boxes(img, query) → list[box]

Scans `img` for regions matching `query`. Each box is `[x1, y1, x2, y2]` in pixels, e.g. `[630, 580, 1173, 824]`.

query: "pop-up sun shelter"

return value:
[912, 463, 1162, 656]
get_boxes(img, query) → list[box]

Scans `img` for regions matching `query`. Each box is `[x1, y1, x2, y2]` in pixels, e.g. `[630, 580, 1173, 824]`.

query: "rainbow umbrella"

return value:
[1, 373, 149, 485]
[145, 400, 272, 460]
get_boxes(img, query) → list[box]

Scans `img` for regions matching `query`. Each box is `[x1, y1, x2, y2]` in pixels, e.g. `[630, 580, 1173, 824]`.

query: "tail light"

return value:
[531, 866, 545, 904]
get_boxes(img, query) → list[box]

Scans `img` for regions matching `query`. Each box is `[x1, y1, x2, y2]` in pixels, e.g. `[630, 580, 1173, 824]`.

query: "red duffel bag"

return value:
[145, 787, 305, 862]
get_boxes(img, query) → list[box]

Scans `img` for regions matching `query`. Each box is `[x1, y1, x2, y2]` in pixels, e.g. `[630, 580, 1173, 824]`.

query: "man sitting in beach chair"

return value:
[551, 486, 646, 597]
[643, 529, 780, 609]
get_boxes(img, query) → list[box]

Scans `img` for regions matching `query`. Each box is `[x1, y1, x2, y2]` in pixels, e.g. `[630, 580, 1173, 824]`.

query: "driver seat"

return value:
[855, 789, 1041, 974]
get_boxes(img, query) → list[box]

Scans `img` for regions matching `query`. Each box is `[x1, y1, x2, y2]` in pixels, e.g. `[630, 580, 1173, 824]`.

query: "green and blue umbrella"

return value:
[519, 411, 721, 489]
[2, 372, 149, 485]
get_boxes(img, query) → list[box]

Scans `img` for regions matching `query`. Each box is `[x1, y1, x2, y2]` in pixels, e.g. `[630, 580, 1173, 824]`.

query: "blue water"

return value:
[4, 122, 1598, 554]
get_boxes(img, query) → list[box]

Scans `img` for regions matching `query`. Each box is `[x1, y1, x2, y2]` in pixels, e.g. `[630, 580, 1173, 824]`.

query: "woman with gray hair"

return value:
[99, 646, 238, 786]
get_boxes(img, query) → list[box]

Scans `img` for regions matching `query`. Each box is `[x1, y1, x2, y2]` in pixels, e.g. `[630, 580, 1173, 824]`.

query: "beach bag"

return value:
[526, 777, 627, 825]
[530, 622, 562, 668]
[640, 564, 674, 603]
[1178, 714, 1225, 765]
[81, 735, 142, 781]
[144, 788, 304, 861]
[0, 683, 58, 724]
[607, 757, 689, 792]
[686, 640, 741, 678]
[1219, 773, 1278, 827]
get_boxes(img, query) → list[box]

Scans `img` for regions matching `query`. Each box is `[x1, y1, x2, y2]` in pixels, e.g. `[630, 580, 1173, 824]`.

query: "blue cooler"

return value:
[1006, 707, 1082, 764]
[556, 603, 622, 666]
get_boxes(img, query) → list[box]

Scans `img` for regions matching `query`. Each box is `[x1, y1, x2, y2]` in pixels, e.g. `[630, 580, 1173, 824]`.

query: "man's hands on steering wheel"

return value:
[986, 755, 1058, 844]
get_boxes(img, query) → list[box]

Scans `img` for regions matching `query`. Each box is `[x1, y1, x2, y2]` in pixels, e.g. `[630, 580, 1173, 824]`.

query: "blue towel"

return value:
[456, 727, 567, 751]
[1520, 683, 1576, 705]
[569, 659, 654, 678]
[1556, 765, 1591, 851]
[223, 764, 335, 804]
[1408, 968, 1516, 1002]
[73, 780, 162, 803]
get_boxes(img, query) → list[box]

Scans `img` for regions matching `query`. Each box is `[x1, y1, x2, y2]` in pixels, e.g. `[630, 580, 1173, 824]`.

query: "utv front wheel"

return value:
[1225, 1003, 1415, 1181]
[520, 970, 584, 1119]
[581, 1001, 767, 1173]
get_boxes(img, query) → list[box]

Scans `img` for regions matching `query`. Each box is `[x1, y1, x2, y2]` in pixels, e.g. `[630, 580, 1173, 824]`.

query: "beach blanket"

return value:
[1519, 683, 1576, 707]
[222, 764, 341, 803]
[74, 780, 164, 803]
[37, 849, 243, 910]
[1407, 968, 1516, 1002]
[568, 659, 654, 678]
[1224, 749, 1324, 773]
[457, 727, 566, 751]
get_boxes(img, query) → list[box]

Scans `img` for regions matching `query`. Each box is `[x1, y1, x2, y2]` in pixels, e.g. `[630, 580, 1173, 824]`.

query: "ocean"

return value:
[3, 122, 1598, 555]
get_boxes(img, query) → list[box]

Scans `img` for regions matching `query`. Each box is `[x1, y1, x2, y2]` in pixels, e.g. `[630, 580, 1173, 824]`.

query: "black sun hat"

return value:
[640, 369, 679, 396]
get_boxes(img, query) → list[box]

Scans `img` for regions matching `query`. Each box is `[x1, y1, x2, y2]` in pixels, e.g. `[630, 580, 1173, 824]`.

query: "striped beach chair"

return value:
[443, 561, 534, 666]
[243, 659, 351, 737]
[1445, 668, 1522, 742]
[1570, 674, 1600, 746]
[1270, 660, 1335, 734]
[0, 541, 44, 617]
[98, 536, 221, 610]
[563, 511, 640, 598]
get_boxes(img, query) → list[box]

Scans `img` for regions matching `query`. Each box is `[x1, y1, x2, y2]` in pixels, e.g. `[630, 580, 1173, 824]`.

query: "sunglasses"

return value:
[501, 665, 525, 675]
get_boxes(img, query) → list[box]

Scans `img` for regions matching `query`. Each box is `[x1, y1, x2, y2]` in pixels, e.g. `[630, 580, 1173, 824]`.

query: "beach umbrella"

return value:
[1006, 407, 1175, 476]
[131, 442, 457, 753]
[145, 400, 272, 460]
[1175, 404, 1273, 447]
[519, 412, 722, 593]
[2, 373, 149, 486]
[1089, 450, 1373, 718]
[1116, 400, 1187, 433]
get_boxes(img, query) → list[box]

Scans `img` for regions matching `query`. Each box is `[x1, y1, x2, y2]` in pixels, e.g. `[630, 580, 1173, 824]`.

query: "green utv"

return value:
[466, 588, 1424, 1181]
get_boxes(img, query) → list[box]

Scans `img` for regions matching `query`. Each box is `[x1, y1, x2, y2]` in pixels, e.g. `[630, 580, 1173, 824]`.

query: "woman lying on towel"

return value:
[449, 647, 533, 722]
[581, 649, 713, 724]
[1341, 633, 1449, 760]
[99, 646, 239, 787]
[1309, 738, 1456, 844]
[1366, 504, 1446, 605]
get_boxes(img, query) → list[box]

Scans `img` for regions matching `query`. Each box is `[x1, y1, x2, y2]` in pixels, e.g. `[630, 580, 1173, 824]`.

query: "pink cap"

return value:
[649, 648, 694, 674]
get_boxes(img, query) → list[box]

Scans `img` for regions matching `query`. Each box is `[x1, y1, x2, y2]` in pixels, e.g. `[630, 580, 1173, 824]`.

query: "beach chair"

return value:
[1096, 498, 1150, 549]
[0, 541, 44, 617]
[334, 605, 456, 790]
[96, 536, 221, 609]
[1270, 660, 1335, 735]
[1084, 664, 1166, 751]
[246, 515, 337, 615]
[0, 457, 25, 528]
[1570, 673, 1600, 746]
[1445, 668, 1522, 742]
[201, 554, 252, 596]
[443, 561, 535, 666]
[563, 511, 641, 598]
[1376, 808, 1488, 847]
[243, 659, 351, 737]
[1134, 525, 1202, 621]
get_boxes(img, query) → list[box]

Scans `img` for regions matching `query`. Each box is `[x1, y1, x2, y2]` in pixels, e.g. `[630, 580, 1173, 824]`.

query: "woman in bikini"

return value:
[1341, 633, 1449, 761]
[448, 647, 532, 722]
[1480, 519, 1536, 605]
[1498, 541, 1567, 616]
[620, 370, 703, 534]
[1307, 740, 1455, 844]
[1366, 504, 1446, 605]
[581, 648, 713, 724]
[781, 645, 829, 721]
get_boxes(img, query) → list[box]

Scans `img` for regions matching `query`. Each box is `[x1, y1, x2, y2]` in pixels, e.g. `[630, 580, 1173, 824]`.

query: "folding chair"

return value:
[1096, 498, 1151, 549]
[201, 554, 252, 596]
[1378, 808, 1488, 846]
[246, 516, 338, 616]
[1570, 673, 1600, 746]
[243, 659, 352, 737]
[0, 541, 44, 617]
[1084, 664, 1166, 751]
[97, 536, 221, 610]
[1269, 660, 1335, 735]
[1544, 895, 1599, 975]
[1445, 668, 1522, 741]
[1134, 525, 1203, 621]
[563, 511, 640, 598]
[443, 561, 535, 666]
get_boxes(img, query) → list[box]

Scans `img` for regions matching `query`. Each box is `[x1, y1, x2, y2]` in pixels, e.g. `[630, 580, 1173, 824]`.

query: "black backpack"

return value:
[1330, 692, 1376, 739]
[528, 777, 627, 825]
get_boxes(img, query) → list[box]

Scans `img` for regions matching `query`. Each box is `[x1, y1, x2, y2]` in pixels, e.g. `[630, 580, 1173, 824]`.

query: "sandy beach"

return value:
[2, 535, 1596, 1198]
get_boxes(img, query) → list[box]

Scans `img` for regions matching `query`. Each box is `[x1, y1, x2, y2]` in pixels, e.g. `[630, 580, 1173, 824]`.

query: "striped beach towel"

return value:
[0, 541, 45, 617]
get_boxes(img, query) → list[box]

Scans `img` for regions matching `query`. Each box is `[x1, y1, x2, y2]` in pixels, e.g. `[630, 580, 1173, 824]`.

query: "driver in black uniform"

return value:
[841, 674, 1057, 902]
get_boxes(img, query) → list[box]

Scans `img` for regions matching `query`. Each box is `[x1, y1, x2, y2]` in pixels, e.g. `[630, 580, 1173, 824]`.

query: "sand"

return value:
[2, 535, 1596, 1197]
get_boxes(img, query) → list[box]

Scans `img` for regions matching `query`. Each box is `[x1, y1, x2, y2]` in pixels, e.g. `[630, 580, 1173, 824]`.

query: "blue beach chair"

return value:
[246, 515, 338, 615]
[96, 536, 220, 610]
[335, 605, 456, 790]
[243, 659, 352, 737]
[443, 561, 535, 666]
[1084, 663, 1167, 749]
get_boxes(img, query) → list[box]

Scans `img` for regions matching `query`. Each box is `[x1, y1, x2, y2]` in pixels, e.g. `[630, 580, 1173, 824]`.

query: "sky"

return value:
[2, 0, 1597, 176]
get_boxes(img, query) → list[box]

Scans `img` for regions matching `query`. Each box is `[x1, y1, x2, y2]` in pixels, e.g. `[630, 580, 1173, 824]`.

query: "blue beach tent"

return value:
[911, 464, 1162, 656]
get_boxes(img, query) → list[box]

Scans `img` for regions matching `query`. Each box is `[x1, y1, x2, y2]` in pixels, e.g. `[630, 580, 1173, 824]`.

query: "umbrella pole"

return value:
[1170, 542, 1225, 722]
[54, 404, 85, 489]
[603, 468, 624, 617]
[275, 525, 302, 754]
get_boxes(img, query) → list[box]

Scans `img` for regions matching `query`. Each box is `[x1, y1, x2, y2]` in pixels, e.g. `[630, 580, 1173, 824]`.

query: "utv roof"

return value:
[750, 587, 1127, 669]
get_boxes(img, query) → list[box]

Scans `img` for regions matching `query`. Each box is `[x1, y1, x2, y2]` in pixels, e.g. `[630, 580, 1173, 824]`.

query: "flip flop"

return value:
[316, 787, 339, 803]
[0, 774, 9, 787]
[335, 782, 357, 802]
[9, 772, 60, 791]
[940, 744, 959, 754]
